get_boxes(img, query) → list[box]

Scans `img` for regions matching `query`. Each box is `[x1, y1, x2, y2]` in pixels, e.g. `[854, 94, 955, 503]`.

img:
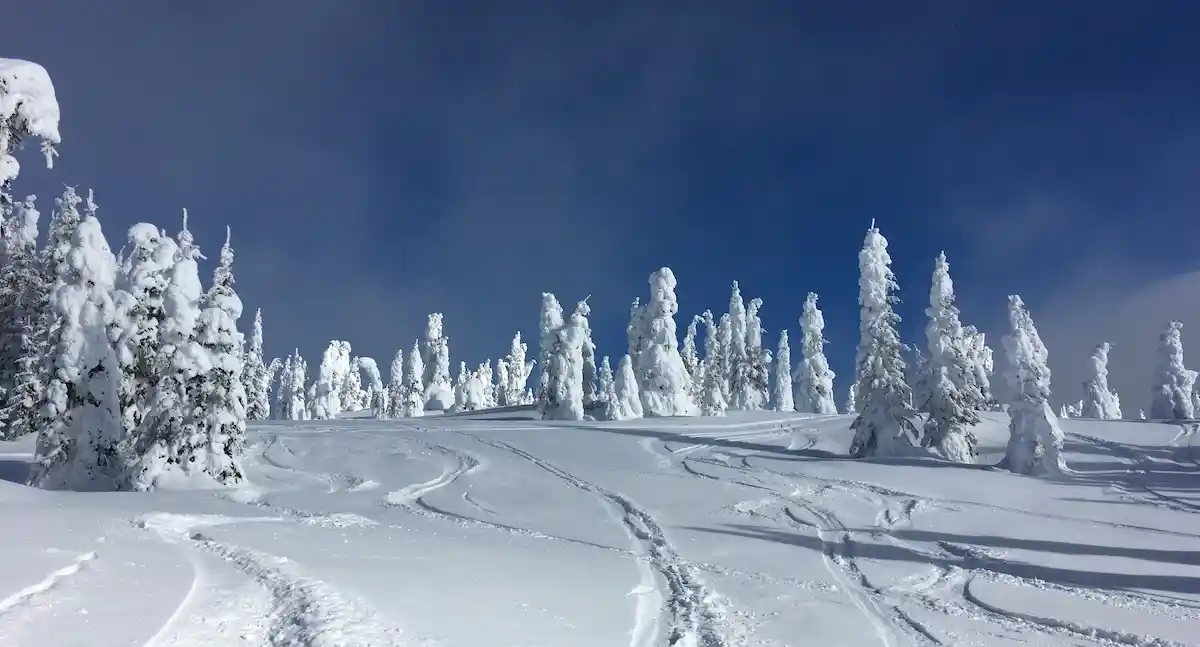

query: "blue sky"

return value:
[5, 1, 1200, 406]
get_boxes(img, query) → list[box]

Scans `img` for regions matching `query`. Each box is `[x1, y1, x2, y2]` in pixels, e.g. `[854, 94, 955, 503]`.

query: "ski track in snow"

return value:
[641, 422, 1197, 647]
[0, 550, 98, 616]
[1069, 432, 1200, 514]
[138, 512, 421, 647]
[447, 428, 747, 647]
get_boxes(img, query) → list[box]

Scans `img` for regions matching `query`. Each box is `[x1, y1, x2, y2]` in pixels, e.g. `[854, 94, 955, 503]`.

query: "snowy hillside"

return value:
[1, 411, 1197, 647]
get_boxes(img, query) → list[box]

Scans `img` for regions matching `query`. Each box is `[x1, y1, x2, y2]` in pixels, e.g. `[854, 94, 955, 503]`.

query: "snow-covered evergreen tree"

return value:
[540, 297, 590, 421]
[477, 360, 496, 409]
[699, 311, 729, 417]
[962, 325, 995, 408]
[581, 314, 598, 409]
[495, 358, 511, 407]
[726, 281, 751, 410]
[1081, 342, 1122, 420]
[123, 226, 204, 490]
[385, 349, 404, 419]
[421, 313, 452, 410]
[502, 332, 533, 407]
[537, 293, 566, 417]
[263, 357, 281, 420]
[0, 59, 61, 213]
[848, 224, 918, 458]
[357, 357, 385, 413]
[772, 330, 794, 412]
[111, 223, 175, 438]
[1151, 321, 1194, 420]
[627, 297, 648, 366]
[744, 297, 771, 410]
[452, 361, 469, 413]
[794, 293, 837, 414]
[274, 355, 292, 420]
[681, 316, 702, 405]
[636, 268, 694, 417]
[597, 356, 615, 409]
[1001, 295, 1065, 475]
[717, 314, 732, 401]
[31, 211, 125, 490]
[288, 350, 309, 421]
[243, 308, 270, 421]
[189, 226, 246, 485]
[844, 383, 857, 414]
[0, 196, 48, 439]
[608, 354, 643, 421]
[402, 341, 424, 418]
[313, 340, 351, 419]
[915, 252, 979, 463]
[340, 354, 364, 413]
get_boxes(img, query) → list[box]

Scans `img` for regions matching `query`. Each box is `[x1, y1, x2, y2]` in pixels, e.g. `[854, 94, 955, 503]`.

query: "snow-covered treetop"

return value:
[859, 224, 897, 316]
[1002, 295, 1051, 404]
[0, 58, 61, 167]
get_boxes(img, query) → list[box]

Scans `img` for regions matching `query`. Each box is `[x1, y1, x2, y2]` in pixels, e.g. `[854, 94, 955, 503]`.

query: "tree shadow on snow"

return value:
[686, 523, 1200, 596]
[571, 423, 843, 459]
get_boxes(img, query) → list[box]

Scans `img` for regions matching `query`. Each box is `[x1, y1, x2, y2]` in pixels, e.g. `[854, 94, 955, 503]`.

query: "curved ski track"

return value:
[447, 428, 747, 647]
[138, 513, 417, 647]
[0, 550, 98, 616]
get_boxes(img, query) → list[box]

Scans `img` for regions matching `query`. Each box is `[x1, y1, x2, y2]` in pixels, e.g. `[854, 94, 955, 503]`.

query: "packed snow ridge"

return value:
[2, 55, 1200, 647]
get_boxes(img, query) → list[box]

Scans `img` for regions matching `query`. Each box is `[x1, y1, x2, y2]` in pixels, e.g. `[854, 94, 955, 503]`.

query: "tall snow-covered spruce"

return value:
[745, 296, 771, 410]
[0, 196, 49, 439]
[538, 295, 590, 421]
[30, 204, 125, 490]
[1151, 321, 1194, 420]
[699, 310, 728, 417]
[771, 329, 794, 412]
[914, 252, 979, 463]
[313, 340, 351, 420]
[848, 223, 918, 458]
[112, 223, 174, 437]
[402, 340, 425, 417]
[385, 349, 404, 418]
[1081, 342, 1121, 420]
[794, 293, 837, 414]
[243, 308, 270, 420]
[635, 268, 694, 417]
[1001, 295, 1066, 475]
[422, 313, 452, 411]
[501, 331, 532, 407]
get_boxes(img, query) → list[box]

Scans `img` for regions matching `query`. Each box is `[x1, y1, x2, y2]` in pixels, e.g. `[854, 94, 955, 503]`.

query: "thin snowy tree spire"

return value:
[849, 224, 918, 458]
[1082, 342, 1121, 420]
[915, 251, 979, 463]
[1151, 321, 1194, 420]
[1001, 295, 1066, 475]
[795, 293, 837, 414]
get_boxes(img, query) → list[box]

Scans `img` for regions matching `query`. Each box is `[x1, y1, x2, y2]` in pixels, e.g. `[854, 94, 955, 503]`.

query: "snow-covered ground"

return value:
[1, 410, 1198, 647]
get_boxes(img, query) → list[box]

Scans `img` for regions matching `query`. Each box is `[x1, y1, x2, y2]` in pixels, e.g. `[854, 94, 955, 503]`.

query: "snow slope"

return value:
[1, 410, 1198, 646]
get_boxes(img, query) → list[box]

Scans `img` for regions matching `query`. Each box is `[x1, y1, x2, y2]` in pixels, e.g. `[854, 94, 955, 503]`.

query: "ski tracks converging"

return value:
[137, 512, 423, 647]
[449, 428, 748, 647]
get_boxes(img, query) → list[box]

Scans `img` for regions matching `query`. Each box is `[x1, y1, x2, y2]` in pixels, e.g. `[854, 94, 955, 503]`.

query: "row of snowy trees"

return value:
[0, 59, 256, 491]
[255, 314, 537, 423]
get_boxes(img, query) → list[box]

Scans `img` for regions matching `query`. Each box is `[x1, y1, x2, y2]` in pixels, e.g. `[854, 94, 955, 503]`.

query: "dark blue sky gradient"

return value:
[4, 1, 1199, 404]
